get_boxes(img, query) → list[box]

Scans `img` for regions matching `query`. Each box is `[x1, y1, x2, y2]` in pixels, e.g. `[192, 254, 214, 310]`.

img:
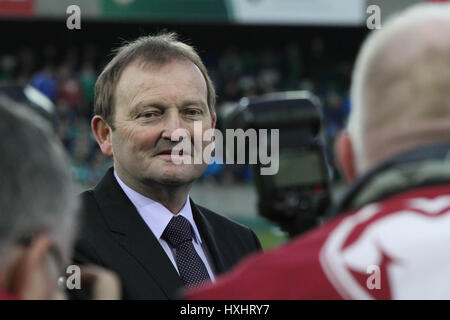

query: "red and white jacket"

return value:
[186, 184, 450, 299]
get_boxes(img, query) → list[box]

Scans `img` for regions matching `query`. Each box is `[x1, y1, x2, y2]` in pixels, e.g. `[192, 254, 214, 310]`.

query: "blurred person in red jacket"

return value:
[186, 2, 450, 300]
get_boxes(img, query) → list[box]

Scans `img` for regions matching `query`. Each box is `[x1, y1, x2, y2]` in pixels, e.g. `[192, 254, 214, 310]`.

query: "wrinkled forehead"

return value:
[115, 59, 164, 100]
[114, 58, 207, 108]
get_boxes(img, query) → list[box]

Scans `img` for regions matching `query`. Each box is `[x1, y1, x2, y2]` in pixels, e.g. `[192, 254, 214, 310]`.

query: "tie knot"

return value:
[162, 215, 193, 248]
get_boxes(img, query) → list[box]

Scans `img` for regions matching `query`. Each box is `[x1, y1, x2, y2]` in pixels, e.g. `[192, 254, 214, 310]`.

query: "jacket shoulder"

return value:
[73, 189, 109, 266]
[195, 204, 262, 251]
[196, 204, 248, 230]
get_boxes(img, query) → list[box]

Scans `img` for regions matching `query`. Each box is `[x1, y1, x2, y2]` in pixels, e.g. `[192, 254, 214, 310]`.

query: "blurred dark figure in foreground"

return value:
[0, 91, 120, 300]
[186, 3, 450, 299]
[0, 94, 76, 299]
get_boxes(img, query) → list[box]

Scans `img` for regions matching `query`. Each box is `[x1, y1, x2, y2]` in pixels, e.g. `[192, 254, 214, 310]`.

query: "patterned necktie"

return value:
[161, 215, 211, 287]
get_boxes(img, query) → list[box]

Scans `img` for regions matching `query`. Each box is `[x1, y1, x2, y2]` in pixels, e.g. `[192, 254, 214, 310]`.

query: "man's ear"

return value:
[335, 130, 357, 183]
[92, 116, 113, 157]
[7, 235, 54, 300]
[211, 112, 217, 130]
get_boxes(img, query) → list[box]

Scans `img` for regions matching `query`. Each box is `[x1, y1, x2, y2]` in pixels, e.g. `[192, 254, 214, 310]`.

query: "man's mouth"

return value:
[156, 149, 189, 157]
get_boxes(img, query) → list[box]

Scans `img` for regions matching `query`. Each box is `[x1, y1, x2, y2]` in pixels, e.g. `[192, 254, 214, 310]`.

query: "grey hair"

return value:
[349, 2, 450, 172]
[0, 96, 78, 266]
[95, 31, 216, 129]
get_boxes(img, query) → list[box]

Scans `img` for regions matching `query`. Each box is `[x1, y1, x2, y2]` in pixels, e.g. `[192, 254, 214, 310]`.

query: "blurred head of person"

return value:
[336, 3, 450, 182]
[0, 94, 78, 299]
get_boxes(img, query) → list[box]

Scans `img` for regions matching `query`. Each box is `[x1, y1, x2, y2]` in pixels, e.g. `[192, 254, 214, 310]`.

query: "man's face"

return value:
[110, 59, 216, 187]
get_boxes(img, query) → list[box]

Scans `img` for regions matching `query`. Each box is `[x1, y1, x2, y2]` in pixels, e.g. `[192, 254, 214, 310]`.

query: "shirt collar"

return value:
[113, 170, 203, 244]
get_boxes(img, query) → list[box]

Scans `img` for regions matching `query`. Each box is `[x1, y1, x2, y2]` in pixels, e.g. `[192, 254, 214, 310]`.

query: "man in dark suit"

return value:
[73, 32, 261, 299]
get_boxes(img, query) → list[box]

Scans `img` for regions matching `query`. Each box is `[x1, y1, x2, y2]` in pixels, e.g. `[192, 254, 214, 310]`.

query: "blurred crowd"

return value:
[0, 39, 351, 187]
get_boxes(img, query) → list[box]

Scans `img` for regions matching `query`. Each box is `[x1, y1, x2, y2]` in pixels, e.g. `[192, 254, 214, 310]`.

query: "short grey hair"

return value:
[348, 2, 450, 172]
[95, 32, 216, 129]
[0, 96, 78, 266]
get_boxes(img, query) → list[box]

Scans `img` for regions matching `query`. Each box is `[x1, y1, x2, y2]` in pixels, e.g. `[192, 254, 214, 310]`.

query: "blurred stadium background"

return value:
[0, 0, 435, 249]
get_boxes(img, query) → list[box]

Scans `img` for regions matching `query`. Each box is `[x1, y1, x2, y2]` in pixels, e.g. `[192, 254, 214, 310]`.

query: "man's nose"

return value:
[161, 111, 184, 141]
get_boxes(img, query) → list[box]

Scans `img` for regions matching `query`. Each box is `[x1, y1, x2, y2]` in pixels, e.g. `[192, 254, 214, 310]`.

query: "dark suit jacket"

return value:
[73, 168, 262, 299]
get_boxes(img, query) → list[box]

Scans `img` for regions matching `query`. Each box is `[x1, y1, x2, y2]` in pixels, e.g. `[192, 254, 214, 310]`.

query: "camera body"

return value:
[223, 91, 331, 237]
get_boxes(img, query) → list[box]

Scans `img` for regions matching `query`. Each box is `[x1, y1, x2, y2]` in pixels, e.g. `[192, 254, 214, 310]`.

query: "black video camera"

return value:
[222, 91, 332, 237]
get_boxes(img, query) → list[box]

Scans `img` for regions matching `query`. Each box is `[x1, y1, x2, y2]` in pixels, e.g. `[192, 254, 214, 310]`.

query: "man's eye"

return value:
[139, 112, 158, 119]
[185, 109, 202, 116]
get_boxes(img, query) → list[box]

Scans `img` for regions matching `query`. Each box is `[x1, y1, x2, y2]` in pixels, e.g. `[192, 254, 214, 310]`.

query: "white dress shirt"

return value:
[114, 171, 215, 282]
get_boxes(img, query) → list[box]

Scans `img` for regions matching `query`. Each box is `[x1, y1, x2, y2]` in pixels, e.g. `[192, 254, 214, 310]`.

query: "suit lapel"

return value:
[190, 199, 230, 275]
[93, 168, 184, 298]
